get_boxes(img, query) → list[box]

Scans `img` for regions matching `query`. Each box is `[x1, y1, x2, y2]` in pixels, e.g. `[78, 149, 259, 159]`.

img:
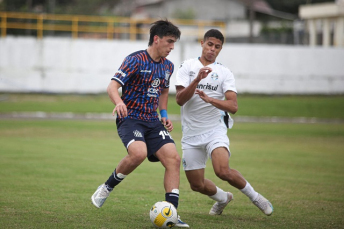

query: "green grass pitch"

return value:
[0, 94, 344, 228]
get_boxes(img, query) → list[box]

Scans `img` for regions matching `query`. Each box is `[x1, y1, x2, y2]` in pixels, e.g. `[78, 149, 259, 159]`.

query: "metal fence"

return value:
[0, 11, 225, 40]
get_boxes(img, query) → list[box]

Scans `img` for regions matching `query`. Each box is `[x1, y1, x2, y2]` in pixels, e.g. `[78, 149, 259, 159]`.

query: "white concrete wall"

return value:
[0, 36, 343, 94]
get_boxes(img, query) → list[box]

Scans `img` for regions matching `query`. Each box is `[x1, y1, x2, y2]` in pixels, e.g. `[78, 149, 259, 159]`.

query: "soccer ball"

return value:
[149, 201, 178, 228]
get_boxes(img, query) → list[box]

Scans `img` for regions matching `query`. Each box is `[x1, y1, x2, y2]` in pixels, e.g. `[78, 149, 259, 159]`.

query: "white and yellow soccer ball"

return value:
[149, 201, 178, 228]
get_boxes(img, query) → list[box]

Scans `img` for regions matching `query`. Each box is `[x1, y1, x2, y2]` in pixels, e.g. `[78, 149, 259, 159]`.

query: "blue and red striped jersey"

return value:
[111, 50, 173, 123]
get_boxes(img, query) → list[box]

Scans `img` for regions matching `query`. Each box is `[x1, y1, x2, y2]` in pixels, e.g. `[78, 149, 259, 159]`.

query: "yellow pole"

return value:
[72, 16, 78, 39]
[130, 19, 136, 41]
[37, 14, 43, 38]
[107, 19, 113, 40]
[198, 22, 205, 42]
[1, 13, 7, 37]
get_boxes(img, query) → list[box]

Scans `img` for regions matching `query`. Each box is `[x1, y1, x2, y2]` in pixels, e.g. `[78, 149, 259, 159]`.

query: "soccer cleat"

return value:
[252, 194, 273, 216]
[209, 192, 234, 215]
[175, 215, 189, 228]
[91, 184, 111, 208]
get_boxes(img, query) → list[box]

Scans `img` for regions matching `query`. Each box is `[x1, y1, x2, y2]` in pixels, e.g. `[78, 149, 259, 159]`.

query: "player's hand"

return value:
[195, 89, 213, 103]
[113, 102, 127, 118]
[162, 118, 174, 132]
[195, 67, 212, 82]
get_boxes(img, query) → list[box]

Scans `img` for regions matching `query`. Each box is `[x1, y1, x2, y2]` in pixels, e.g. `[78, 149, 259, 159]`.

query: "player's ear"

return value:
[154, 35, 160, 44]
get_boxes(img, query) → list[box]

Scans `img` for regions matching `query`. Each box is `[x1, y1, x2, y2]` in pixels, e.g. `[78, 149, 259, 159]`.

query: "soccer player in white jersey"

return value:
[175, 29, 273, 217]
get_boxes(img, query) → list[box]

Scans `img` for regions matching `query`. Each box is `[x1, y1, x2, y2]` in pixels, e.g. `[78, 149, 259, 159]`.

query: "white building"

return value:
[299, 0, 344, 47]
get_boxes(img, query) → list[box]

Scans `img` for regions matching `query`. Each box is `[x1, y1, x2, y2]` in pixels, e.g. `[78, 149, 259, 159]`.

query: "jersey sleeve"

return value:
[175, 60, 190, 88]
[111, 55, 138, 86]
[222, 68, 237, 93]
[164, 62, 174, 88]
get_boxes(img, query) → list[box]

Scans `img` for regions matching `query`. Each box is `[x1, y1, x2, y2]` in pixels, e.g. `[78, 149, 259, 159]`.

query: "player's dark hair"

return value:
[148, 19, 181, 46]
[204, 29, 224, 44]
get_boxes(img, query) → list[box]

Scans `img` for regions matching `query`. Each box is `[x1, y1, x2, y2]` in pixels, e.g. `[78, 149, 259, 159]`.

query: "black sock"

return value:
[165, 192, 179, 209]
[105, 169, 124, 191]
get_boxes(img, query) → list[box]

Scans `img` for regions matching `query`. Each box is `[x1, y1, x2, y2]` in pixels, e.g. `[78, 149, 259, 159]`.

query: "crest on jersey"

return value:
[211, 72, 218, 80]
[189, 71, 196, 77]
[151, 78, 160, 87]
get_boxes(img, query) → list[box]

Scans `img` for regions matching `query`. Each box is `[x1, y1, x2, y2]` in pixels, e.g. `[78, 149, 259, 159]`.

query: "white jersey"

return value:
[175, 58, 237, 138]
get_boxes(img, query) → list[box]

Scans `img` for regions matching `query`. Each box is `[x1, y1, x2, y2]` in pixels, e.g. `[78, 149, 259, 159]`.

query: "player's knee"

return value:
[190, 183, 203, 192]
[160, 151, 181, 169]
[173, 153, 181, 165]
[215, 169, 232, 181]
[129, 151, 147, 164]
[167, 152, 181, 166]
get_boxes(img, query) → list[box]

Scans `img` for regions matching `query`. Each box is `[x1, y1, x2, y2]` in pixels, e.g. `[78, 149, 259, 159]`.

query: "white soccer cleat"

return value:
[252, 194, 273, 216]
[175, 215, 189, 228]
[91, 184, 110, 208]
[209, 192, 234, 215]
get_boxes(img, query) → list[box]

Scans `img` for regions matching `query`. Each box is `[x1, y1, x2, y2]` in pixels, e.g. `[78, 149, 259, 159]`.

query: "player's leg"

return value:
[185, 169, 216, 195]
[91, 119, 147, 208]
[183, 147, 218, 196]
[91, 141, 148, 208]
[116, 141, 148, 175]
[211, 148, 273, 216]
[182, 145, 232, 216]
[211, 147, 246, 189]
[156, 144, 190, 228]
[155, 143, 181, 207]
[147, 121, 189, 228]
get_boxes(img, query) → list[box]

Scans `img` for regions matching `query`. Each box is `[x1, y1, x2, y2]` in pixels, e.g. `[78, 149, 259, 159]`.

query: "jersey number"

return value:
[159, 130, 172, 140]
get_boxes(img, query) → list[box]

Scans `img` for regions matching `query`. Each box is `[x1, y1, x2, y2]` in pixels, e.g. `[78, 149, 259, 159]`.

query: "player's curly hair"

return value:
[204, 29, 224, 44]
[148, 19, 181, 46]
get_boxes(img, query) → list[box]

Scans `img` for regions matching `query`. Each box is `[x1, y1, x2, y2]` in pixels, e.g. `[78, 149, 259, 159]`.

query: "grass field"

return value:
[1, 93, 344, 119]
[1, 94, 344, 228]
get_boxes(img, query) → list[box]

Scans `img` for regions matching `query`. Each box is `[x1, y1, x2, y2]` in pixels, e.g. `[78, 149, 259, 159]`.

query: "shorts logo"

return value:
[133, 130, 143, 137]
[182, 158, 187, 169]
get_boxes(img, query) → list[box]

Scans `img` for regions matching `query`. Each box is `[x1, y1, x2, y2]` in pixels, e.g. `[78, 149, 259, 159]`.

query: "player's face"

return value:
[201, 37, 222, 63]
[156, 35, 177, 58]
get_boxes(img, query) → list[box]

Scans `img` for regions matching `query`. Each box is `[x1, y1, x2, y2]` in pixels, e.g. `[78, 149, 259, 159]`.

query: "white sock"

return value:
[209, 187, 228, 203]
[240, 181, 259, 201]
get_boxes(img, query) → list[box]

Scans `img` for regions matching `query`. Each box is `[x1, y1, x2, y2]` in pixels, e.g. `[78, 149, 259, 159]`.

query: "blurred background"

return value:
[0, 0, 343, 94]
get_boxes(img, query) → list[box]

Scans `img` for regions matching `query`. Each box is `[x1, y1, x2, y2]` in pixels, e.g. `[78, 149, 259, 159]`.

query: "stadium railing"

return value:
[0, 11, 225, 40]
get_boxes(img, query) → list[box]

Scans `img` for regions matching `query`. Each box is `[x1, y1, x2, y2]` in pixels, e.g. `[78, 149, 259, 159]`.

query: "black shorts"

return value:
[117, 118, 175, 162]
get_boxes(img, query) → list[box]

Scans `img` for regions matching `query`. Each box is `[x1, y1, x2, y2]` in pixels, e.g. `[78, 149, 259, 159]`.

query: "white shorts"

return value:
[181, 126, 230, 171]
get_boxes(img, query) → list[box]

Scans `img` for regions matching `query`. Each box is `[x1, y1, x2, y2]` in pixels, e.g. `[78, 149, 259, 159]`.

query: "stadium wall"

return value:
[0, 36, 343, 94]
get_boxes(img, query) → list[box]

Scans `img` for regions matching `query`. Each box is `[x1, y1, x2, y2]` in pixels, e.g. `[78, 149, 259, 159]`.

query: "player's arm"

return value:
[176, 67, 212, 106]
[107, 80, 127, 118]
[195, 89, 238, 114]
[159, 87, 173, 132]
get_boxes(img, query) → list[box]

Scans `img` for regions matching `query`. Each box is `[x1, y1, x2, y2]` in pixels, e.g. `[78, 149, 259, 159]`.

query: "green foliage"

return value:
[172, 8, 196, 20]
[260, 23, 293, 34]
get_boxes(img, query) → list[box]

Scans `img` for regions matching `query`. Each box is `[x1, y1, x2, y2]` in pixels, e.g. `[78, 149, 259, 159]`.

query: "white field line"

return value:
[0, 112, 343, 124]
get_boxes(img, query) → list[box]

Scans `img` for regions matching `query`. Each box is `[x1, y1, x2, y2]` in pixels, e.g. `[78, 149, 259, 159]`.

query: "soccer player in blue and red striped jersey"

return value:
[91, 19, 189, 228]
